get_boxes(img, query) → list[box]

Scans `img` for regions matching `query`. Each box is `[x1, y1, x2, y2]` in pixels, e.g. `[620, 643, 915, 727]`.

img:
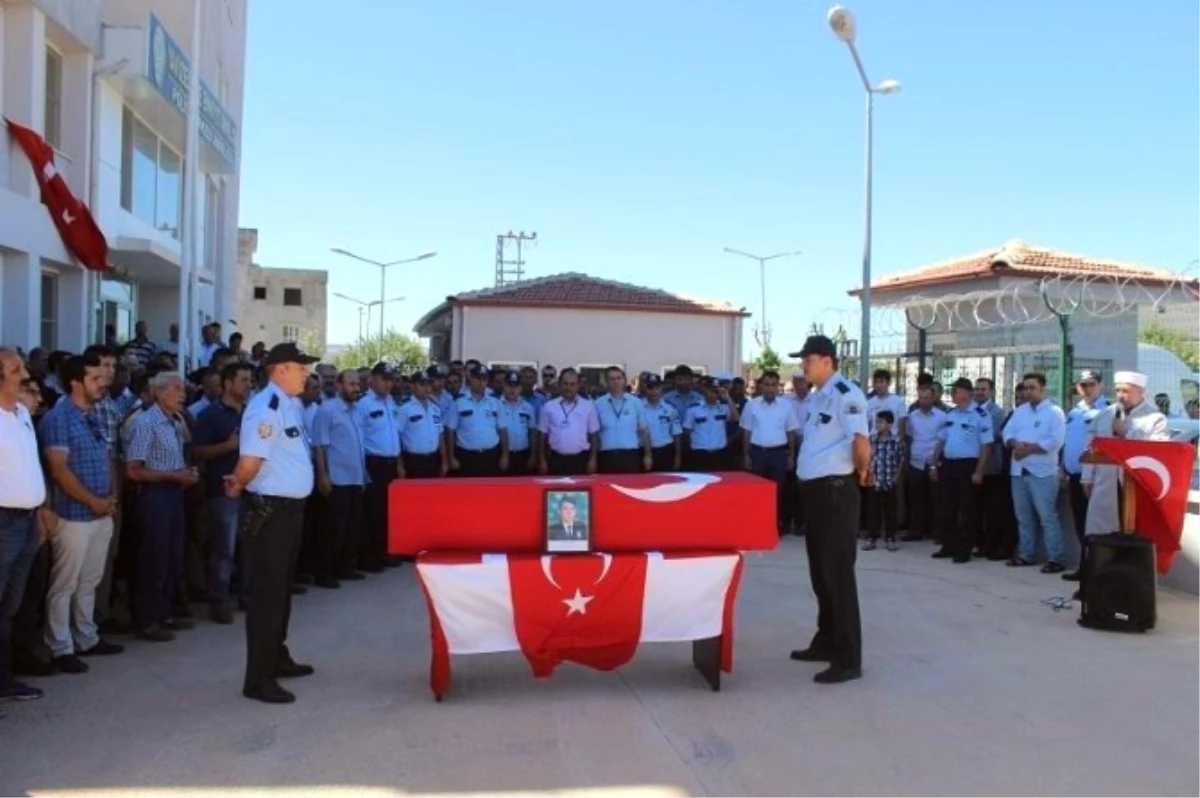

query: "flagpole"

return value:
[178, 0, 203, 371]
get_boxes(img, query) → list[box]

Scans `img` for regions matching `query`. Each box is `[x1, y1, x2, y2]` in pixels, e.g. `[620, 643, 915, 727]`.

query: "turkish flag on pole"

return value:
[5, 118, 110, 272]
[416, 552, 744, 697]
[1091, 438, 1195, 574]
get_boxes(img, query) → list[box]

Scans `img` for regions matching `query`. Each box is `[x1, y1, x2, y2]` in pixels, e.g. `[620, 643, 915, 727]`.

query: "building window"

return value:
[119, 107, 183, 237]
[283, 288, 303, 307]
[44, 48, 63, 149]
[40, 272, 59, 349]
[253, 285, 267, 300]
[577, 364, 622, 394]
[281, 325, 300, 343]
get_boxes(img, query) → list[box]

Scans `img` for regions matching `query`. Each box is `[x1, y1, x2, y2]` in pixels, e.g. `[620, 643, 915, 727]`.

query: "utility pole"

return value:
[495, 231, 537, 287]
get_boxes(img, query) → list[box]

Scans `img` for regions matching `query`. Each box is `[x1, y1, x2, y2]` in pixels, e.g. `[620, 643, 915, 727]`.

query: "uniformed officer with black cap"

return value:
[224, 342, 319, 704]
[786, 334, 870, 684]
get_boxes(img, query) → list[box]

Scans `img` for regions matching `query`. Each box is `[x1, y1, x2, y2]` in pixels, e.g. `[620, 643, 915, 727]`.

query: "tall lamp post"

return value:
[330, 248, 436, 341]
[722, 248, 801, 349]
[332, 292, 406, 364]
[827, 5, 900, 382]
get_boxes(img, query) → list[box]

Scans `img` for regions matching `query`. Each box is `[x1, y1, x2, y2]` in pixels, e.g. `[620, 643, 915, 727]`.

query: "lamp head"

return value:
[827, 6, 857, 44]
[876, 79, 902, 94]
[415, 251, 437, 261]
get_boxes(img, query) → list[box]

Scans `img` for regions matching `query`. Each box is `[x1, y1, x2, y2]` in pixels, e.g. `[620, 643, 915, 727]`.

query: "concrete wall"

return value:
[452, 305, 744, 376]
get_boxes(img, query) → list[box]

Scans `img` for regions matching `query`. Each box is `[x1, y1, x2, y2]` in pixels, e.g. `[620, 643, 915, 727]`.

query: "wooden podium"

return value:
[1080, 446, 1137, 532]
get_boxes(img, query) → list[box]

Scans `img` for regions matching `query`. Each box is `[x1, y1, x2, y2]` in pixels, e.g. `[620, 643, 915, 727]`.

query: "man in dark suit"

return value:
[548, 496, 588, 541]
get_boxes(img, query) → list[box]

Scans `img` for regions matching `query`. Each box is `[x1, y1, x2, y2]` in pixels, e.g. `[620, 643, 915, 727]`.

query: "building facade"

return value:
[413, 273, 747, 383]
[234, 227, 328, 353]
[0, 0, 246, 354]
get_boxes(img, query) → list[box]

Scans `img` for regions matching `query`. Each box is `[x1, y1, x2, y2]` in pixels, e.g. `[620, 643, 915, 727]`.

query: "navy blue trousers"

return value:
[135, 484, 185, 629]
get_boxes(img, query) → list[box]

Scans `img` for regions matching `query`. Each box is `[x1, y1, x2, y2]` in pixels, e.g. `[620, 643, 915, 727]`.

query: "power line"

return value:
[495, 230, 537, 287]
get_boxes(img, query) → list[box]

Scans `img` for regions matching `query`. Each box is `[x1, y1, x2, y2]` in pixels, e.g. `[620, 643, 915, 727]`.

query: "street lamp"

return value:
[332, 292, 406, 364]
[330, 247, 436, 341]
[827, 5, 900, 382]
[722, 247, 801, 349]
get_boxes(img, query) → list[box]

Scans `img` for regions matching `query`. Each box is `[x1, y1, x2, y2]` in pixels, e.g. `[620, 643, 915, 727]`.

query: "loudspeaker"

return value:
[1078, 533, 1157, 633]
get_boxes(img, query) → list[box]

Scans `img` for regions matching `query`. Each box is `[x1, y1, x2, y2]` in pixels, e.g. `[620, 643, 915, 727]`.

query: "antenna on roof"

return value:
[495, 231, 537, 287]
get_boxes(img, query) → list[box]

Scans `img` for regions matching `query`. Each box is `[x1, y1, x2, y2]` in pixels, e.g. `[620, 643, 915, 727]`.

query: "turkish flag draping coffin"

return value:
[389, 472, 778, 554]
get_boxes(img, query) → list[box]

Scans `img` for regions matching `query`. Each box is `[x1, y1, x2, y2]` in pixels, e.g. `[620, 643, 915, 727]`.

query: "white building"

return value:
[413, 272, 747, 385]
[0, 0, 246, 354]
[234, 227, 328, 354]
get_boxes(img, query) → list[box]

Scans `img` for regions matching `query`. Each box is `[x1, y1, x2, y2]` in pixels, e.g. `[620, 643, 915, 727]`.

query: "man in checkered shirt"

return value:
[125, 372, 200, 642]
[82, 345, 126, 635]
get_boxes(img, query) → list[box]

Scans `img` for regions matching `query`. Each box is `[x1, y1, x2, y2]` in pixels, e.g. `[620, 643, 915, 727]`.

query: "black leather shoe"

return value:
[78, 639, 124, 656]
[813, 666, 863, 684]
[931, 549, 953, 559]
[314, 578, 340, 589]
[276, 660, 315, 679]
[339, 571, 366, 581]
[952, 554, 971, 564]
[291, 585, 308, 595]
[789, 647, 833, 663]
[53, 654, 89, 674]
[1062, 570, 1082, 582]
[243, 680, 295, 704]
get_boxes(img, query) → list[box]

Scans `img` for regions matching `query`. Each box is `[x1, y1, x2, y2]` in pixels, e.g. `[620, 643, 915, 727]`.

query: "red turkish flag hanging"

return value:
[1092, 438, 1195, 574]
[508, 553, 648, 677]
[5, 118, 110, 272]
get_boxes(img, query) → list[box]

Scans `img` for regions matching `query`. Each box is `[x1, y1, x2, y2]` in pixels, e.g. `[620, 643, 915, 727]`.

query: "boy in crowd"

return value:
[864, 410, 904, 551]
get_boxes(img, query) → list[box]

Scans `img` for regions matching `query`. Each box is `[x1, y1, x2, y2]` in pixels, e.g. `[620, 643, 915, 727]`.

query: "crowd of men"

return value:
[0, 319, 1175, 710]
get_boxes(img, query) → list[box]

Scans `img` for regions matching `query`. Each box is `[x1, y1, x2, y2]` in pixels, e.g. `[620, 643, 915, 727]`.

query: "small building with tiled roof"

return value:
[413, 272, 748, 382]
[845, 240, 1198, 407]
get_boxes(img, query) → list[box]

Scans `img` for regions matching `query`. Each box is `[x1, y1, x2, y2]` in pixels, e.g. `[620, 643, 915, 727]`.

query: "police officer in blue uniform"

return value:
[397, 370, 449, 479]
[788, 335, 870, 685]
[663, 365, 704, 422]
[929, 377, 994, 563]
[224, 343, 319, 704]
[499, 371, 539, 476]
[640, 374, 683, 471]
[682, 376, 739, 472]
[446, 364, 509, 477]
[354, 363, 402, 573]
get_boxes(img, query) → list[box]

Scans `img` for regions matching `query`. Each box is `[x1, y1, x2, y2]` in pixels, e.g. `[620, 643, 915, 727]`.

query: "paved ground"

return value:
[2, 538, 1197, 798]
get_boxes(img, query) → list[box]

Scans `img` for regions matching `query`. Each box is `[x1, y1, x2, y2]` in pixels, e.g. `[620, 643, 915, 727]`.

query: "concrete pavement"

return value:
[1, 538, 1197, 797]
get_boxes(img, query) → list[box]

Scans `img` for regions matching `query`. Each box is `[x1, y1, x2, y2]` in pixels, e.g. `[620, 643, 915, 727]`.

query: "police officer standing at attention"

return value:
[682, 376, 739, 472]
[224, 343, 318, 704]
[787, 335, 869, 685]
[929, 377, 993, 563]
[499, 371, 538, 476]
[355, 363, 402, 573]
[640, 374, 682, 472]
[397, 371, 448, 479]
[595, 366, 650, 474]
[446, 364, 508, 477]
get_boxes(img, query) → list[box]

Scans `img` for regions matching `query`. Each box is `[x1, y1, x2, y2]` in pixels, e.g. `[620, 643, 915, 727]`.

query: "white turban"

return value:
[1113, 370, 1149, 389]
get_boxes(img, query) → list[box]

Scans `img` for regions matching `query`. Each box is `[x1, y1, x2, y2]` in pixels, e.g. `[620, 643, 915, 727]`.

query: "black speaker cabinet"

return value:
[1078, 533, 1157, 633]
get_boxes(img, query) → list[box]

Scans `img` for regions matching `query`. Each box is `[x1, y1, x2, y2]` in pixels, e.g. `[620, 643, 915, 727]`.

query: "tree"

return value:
[1139, 323, 1200, 370]
[297, 329, 325, 359]
[753, 345, 783, 374]
[332, 331, 429, 371]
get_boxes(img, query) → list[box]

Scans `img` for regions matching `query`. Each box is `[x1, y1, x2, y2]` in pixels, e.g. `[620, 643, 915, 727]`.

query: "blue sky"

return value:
[238, 0, 1199, 353]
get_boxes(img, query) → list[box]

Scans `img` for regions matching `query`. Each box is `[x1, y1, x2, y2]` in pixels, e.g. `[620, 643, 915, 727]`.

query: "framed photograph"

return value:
[544, 489, 592, 553]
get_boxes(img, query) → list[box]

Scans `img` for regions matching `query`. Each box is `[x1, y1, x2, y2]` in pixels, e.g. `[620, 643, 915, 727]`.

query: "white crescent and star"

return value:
[540, 553, 614, 615]
[608, 472, 721, 503]
[1126, 455, 1171, 500]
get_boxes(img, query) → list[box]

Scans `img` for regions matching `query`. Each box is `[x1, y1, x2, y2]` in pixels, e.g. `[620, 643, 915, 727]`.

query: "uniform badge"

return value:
[257, 422, 273, 439]
[846, 403, 862, 415]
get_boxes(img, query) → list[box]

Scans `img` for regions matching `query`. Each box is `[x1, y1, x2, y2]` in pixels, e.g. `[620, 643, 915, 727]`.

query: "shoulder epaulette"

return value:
[834, 381, 850, 394]
[975, 405, 987, 416]
[268, 394, 280, 411]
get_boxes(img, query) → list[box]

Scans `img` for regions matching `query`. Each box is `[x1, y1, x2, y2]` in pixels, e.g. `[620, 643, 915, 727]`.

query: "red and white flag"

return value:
[1092, 438, 1195, 574]
[5, 118, 110, 272]
[416, 552, 744, 696]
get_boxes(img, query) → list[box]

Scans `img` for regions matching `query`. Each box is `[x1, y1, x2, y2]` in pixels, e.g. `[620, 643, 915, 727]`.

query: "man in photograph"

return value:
[547, 495, 588, 541]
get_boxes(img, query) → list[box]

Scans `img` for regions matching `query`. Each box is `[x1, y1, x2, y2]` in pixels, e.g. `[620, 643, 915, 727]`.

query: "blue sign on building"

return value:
[146, 14, 238, 168]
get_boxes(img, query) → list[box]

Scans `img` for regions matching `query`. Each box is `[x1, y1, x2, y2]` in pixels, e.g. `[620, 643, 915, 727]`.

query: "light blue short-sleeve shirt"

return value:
[683, 401, 731, 451]
[446, 392, 503, 451]
[241, 382, 314, 498]
[595, 393, 646, 451]
[641, 400, 682, 448]
[398, 397, 444, 455]
[938, 405, 994, 460]
[312, 398, 366, 486]
[354, 392, 402, 457]
[797, 372, 869, 480]
[500, 397, 537, 452]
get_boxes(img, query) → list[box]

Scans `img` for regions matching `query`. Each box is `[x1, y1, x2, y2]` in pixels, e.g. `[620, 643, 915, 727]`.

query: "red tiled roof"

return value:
[450, 272, 747, 316]
[858, 240, 1191, 295]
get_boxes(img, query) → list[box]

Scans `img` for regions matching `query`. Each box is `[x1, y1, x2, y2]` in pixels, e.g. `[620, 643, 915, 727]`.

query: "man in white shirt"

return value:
[905, 385, 947, 541]
[0, 349, 56, 707]
[1002, 372, 1068, 572]
[867, 369, 908, 436]
[740, 370, 801, 536]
